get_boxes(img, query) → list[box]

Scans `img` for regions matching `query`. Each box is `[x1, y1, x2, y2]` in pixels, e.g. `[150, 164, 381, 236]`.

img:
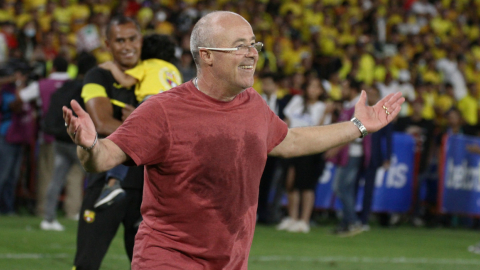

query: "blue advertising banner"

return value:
[314, 162, 336, 209]
[371, 133, 415, 212]
[440, 135, 480, 215]
[314, 133, 415, 213]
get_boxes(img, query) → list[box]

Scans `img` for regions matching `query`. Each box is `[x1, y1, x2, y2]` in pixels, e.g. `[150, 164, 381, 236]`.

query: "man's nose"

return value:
[245, 46, 258, 57]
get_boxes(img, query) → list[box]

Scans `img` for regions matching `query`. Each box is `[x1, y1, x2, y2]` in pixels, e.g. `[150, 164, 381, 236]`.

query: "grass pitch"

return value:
[1, 216, 480, 270]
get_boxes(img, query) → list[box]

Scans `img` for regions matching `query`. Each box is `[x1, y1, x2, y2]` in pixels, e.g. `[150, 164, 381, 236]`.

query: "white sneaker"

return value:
[287, 220, 310, 233]
[276, 217, 295, 231]
[468, 242, 480, 254]
[40, 220, 65, 231]
[412, 217, 425, 227]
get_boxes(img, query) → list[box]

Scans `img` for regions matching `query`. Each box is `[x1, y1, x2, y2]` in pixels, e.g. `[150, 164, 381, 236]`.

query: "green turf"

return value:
[1, 216, 480, 270]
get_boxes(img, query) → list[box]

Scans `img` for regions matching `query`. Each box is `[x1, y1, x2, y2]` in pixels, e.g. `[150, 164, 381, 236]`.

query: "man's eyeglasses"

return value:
[198, 42, 263, 55]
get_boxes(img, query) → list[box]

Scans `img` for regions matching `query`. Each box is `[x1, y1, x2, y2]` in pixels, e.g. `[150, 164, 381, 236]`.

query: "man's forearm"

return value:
[270, 121, 361, 158]
[77, 138, 128, 173]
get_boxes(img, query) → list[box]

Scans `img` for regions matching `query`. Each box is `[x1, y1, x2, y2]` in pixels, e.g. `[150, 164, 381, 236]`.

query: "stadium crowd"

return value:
[1, 0, 480, 238]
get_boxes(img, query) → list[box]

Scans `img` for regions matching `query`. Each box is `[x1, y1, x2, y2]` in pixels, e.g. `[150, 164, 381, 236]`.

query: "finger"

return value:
[386, 103, 402, 122]
[64, 107, 72, 126]
[388, 96, 405, 113]
[62, 106, 68, 119]
[374, 92, 395, 110]
[71, 100, 87, 117]
[69, 117, 79, 141]
[358, 90, 367, 105]
[383, 92, 403, 109]
[63, 106, 72, 119]
[392, 96, 406, 108]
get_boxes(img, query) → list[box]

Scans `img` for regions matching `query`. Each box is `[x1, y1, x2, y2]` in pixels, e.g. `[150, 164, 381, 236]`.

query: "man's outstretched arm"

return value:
[63, 100, 130, 172]
[269, 91, 405, 158]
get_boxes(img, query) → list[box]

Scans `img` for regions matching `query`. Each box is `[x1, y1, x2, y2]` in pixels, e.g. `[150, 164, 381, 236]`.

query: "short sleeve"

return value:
[81, 68, 108, 103]
[107, 98, 171, 166]
[125, 63, 145, 81]
[265, 104, 288, 153]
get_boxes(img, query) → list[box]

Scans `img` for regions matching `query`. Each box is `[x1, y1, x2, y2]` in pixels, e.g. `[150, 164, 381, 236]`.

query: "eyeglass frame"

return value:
[197, 42, 263, 55]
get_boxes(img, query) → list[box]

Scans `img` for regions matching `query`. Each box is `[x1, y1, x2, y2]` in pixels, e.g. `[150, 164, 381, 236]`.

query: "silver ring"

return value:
[65, 122, 68, 127]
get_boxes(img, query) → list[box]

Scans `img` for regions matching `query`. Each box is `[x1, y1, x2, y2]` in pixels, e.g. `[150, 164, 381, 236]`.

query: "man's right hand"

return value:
[63, 100, 97, 149]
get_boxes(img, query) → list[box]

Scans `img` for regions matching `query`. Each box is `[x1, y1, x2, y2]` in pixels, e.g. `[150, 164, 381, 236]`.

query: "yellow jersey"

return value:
[125, 59, 182, 103]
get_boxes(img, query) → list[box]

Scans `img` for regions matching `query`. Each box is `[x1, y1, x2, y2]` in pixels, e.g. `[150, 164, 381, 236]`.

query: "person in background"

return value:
[326, 78, 371, 237]
[72, 16, 144, 270]
[94, 33, 182, 210]
[16, 56, 72, 220]
[257, 72, 287, 224]
[0, 68, 29, 215]
[359, 86, 392, 231]
[277, 76, 333, 233]
[178, 50, 196, 82]
[394, 97, 435, 226]
[40, 53, 97, 231]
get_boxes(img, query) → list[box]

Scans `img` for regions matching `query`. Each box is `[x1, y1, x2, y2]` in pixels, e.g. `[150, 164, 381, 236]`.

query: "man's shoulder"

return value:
[84, 66, 133, 91]
[244, 87, 266, 101]
[85, 66, 111, 78]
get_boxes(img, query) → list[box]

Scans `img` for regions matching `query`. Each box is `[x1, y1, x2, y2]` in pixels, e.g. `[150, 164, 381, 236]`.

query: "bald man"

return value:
[63, 11, 404, 269]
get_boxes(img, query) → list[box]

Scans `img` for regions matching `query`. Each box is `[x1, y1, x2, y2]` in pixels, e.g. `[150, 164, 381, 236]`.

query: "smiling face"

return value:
[105, 22, 142, 70]
[203, 13, 259, 94]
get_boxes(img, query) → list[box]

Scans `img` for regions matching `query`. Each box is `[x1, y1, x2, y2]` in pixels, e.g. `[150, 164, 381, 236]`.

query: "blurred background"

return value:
[2, 0, 480, 269]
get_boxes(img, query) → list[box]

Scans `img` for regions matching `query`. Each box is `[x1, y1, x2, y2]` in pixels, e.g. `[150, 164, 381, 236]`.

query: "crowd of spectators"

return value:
[1, 0, 480, 229]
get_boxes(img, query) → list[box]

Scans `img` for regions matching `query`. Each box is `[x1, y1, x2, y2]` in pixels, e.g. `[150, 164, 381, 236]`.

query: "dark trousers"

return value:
[257, 157, 278, 223]
[360, 162, 380, 225]
[73, 183, 142, 270]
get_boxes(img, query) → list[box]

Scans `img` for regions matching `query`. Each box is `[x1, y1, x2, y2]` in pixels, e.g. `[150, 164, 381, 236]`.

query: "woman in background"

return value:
[277, 76, 333, 233]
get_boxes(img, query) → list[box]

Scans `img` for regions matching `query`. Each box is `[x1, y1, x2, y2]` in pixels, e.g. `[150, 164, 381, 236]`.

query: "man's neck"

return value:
[196, 75, 243, 102]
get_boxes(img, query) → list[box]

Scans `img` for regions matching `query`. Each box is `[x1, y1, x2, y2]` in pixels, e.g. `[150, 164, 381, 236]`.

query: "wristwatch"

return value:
[350, 117, 368, 138]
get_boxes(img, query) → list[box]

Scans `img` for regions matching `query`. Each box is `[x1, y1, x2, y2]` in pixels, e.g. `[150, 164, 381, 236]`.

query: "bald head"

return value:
[190, 11, 250, 69]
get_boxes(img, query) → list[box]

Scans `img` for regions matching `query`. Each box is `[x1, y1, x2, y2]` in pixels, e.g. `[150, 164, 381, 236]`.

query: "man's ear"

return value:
[199, 49, 214, 66]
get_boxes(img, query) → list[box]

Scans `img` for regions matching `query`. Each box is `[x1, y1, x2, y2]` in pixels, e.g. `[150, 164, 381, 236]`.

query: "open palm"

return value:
[63, 100, 97, 149]
[354, 91, 405, 133]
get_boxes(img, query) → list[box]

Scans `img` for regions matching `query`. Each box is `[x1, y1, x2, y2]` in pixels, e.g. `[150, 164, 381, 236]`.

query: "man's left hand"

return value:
[354, 91, 404, 133]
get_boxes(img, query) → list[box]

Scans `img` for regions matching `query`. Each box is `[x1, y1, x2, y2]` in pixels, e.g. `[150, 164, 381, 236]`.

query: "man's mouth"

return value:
[239, 65, 254, 69]
[123, 52, 135, 58]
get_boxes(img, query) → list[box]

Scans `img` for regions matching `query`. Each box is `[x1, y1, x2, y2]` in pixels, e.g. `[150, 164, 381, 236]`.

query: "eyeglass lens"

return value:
[238, 43, 263, 54]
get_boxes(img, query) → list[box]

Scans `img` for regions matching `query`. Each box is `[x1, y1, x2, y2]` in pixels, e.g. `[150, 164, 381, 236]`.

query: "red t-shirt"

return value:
[108, 81, 288, 269]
